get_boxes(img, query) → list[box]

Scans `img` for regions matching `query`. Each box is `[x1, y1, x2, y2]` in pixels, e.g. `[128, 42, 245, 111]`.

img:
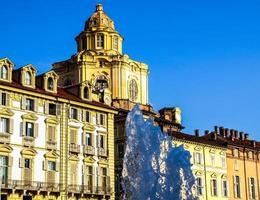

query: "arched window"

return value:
[47, 77, 54, 91]
[113, 36, 118, 50]
[129, 79, 138, 101]
[83, 87, 89, 99]
[97, 34, 104, 48]
[25, 71, 32, 85]
[82, 36, 87, 50]
[64, 79, 72, 87]
[0, 65, 8, 80]
[95, 75, 108, 92]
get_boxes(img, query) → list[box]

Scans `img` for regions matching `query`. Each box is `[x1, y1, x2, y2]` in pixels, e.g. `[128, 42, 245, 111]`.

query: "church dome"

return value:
[85, 4, 115, 31]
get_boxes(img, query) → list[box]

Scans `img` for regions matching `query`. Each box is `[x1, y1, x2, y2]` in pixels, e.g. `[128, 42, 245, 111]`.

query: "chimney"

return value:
[205, 130, 209, 135]
[219, 127, 224, 136]
[211, 132, 218, 140]
[239, 132, 245, 140]
[234, 130, 239, 139]
[225, 128, 230, 138]
[230, 129, 234, 138]
[244, 133, 249, 140]
[195, 129, 200, 137]
[252, 140, 256, 148]
[214, 126, 219, 133]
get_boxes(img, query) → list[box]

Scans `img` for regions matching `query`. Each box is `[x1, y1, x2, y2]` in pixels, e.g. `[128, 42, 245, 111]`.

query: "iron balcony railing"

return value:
[0, 180, 111, 195]
[98, 148, 107, 157]
[0, 132, 10, 144]
[0, 180, 59, 192]
[46, 140, 57, 150]
[23, 136, 35, 147]
[83, 145, 95, 155]
[69, 143, 80, 153]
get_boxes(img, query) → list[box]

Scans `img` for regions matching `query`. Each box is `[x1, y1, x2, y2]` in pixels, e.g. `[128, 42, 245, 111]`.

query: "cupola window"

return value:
[129, 79, 138, 101]
[84, 87, 90, 99]
[113, 36, 118, 50]
[97, 34, 104, 48]
[25, 71, 32, 86]
[82, 36, 87, 50]
[0, 65, 8, 80]
[47, 77, 54, 91]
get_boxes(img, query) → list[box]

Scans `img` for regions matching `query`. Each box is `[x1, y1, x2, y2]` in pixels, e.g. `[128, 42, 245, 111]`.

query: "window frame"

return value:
[25, 71, 32, 86]
[0, 65, 8, 80]
[96, 33, 104, 49]
[196, 177, 203, 196]
[25, 98, 35, 111]
[211, 179, 218, 196]
[25, 122, 34, 137]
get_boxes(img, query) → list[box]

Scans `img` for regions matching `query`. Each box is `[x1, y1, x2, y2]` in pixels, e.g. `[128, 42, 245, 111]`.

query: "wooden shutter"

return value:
[34, 123, 39, 138]
[6, 93, 10, 107]
[8, 156, 13, 180]
[47, 171, 55, 183]
[34, 99, 38, 112]
[21, 97, 26, 110]
[82, 110, 86, 122]
[70, 129, 77, 144]
[44, 102, 49, 114]
[56, 161, 60, 172]
[20, 122, 24, 136]
[96, 113, 99, 125]
[82, 132, 85, 145]
[56, 104, 61, 116]
[48, 126, 56, 141]
[19, 158, 24, 168]
[0, 92, 2, 105]
[77, 109, 81, 121]
[9, 118, 13, 134]
[43, 160, 47, 171]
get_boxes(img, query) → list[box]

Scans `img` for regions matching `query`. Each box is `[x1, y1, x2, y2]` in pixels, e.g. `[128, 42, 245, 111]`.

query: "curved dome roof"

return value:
[85, 4, 115, 31]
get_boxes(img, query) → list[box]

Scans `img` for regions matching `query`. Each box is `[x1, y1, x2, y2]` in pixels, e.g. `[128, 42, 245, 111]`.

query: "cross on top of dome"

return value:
[85, 4, 115, 31]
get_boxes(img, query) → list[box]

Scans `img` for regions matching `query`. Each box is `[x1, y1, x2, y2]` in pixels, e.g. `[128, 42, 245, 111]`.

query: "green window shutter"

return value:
[34, 123, 39, 138]
[9, 118, 13, 134]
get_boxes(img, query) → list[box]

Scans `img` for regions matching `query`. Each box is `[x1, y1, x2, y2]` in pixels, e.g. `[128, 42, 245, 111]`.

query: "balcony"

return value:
[68, 184, 81, 193]
[69, 143, 80, 153]
[46, 140, 57, 150]
[1, 180, 59, 192]
[95, 186, 111, 195]
[98, 148, 107, 157]
[83, 145, 95, 155]
[0, 132, 10, 144]
[23, 136, 35, 147]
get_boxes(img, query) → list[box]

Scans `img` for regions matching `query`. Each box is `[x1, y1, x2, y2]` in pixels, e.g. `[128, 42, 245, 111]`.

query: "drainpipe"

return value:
[256, 150, 260, 199]
[203, 146, 208, 200]
[243, 147, 248, 200]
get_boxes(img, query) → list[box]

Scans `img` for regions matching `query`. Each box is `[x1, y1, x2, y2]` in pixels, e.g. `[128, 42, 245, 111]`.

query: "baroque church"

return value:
[1, 3, 259, 200]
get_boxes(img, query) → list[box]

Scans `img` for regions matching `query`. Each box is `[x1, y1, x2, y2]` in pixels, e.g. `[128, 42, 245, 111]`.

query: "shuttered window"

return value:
[70, 129, 77, 144]
[47, 126, 56, 141]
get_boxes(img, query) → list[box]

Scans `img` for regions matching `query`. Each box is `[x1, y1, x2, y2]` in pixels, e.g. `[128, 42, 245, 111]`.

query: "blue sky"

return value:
[1, 0, 260, 139]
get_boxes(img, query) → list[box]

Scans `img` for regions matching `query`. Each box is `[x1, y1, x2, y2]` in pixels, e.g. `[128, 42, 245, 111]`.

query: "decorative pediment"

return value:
[211, 173, 217, 178]
[21, 64, 37, 73]
[69, 154, 79, 161]
[45, 117, 59, 125]
[83, 156, 97, 164]
[0, 57, 14, 67]
[194, 171, 203, 176]
[209, 149, 216, 154]
[184, 144, 190, 150]
[0, 108, 14, 117]
[22, 113, 38, 121]
[98, 158, 108, 167]
[44, 150, 59, 159]
[44, 70, 59, 79]
[194, 146, 202, 151]
[221, 174, 227, 179]
[21, 148, 37, 156]
[83, 123, 95, 132]
[220, 151, 226, 156]
[0, 144, 13, 154]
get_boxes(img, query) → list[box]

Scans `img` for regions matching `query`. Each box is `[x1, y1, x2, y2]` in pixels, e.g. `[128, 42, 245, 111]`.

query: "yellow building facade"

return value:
[171, 132, 229, 200]
[0, 57, 117, 200]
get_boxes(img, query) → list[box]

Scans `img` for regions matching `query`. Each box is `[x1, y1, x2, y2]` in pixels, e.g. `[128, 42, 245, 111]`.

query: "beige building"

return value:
[0, 54, 117, 200]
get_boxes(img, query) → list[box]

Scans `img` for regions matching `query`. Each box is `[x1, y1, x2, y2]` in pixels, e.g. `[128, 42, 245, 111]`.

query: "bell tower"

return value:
[53, 4, 149, 107]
